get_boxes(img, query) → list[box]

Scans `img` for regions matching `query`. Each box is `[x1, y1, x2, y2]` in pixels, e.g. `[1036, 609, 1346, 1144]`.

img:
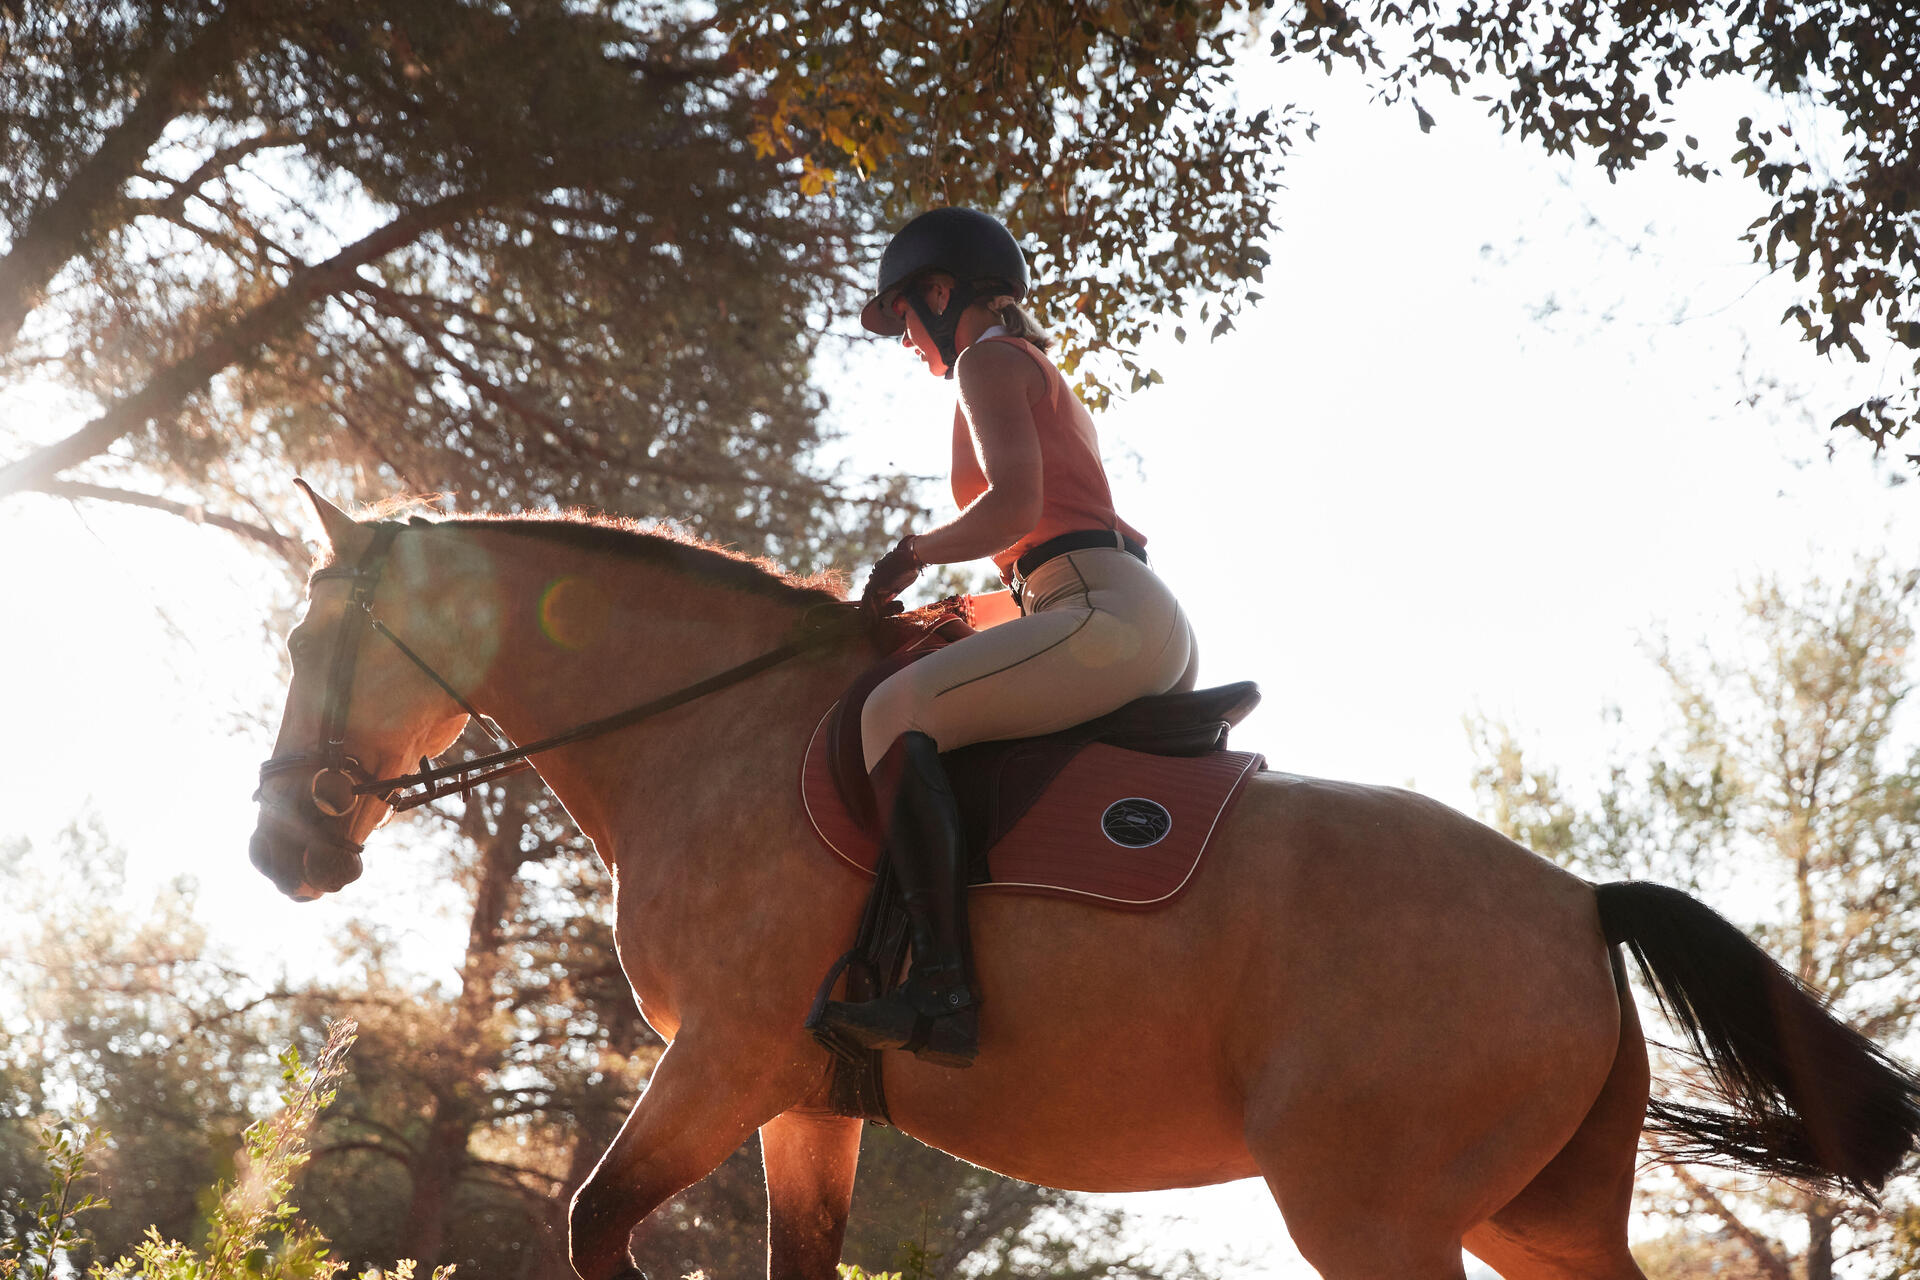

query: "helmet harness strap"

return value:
[906, 277, 981, 379]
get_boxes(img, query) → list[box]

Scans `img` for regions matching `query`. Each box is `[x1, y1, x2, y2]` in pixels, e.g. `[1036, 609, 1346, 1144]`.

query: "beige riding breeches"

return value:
[861, 547, 1199, 770]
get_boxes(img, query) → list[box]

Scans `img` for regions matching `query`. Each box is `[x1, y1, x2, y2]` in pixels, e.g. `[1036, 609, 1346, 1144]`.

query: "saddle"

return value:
[804, 650, 1264, 902]
[802, 601, 1265, 1120]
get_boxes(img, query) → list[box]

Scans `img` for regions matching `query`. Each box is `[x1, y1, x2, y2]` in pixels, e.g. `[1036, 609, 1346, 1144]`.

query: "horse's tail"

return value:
[1594, 880, 1920, 1198]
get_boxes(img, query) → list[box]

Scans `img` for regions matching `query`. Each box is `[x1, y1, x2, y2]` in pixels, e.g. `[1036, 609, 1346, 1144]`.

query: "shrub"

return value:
[0, 1021, 449, 1280]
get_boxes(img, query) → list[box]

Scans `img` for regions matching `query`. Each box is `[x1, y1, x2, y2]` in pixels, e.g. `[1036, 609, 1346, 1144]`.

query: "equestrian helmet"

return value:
[860, 207, 1029, 336]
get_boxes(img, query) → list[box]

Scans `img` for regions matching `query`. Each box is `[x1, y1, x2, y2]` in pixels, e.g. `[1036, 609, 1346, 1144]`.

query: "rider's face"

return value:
[892, 281, 951, 377]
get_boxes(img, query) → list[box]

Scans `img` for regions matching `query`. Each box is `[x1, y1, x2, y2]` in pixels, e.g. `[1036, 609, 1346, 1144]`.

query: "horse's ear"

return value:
[294, 478, 360, 555]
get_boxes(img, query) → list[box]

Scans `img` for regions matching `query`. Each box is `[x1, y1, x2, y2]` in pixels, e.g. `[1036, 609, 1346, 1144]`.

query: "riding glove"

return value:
[863, 535, 922, 611]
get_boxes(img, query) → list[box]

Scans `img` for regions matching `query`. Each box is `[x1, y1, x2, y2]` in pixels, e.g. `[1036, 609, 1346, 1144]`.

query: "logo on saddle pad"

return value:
[1101, 797, 1173, 848]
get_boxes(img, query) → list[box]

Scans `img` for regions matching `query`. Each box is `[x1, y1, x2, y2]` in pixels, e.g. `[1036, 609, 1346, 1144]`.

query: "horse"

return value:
[250, 486, 1920, 1280]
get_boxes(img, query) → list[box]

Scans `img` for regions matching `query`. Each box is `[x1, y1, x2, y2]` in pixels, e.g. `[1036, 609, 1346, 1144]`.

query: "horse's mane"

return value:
[341, 499, 844, 605]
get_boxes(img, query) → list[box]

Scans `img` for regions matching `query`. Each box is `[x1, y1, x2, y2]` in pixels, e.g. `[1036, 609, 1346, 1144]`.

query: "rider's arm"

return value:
[910, 341, 1046, 566]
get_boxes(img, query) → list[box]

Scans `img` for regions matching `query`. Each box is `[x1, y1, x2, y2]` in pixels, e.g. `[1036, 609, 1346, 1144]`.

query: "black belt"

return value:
[1012, 529, 1148, 602]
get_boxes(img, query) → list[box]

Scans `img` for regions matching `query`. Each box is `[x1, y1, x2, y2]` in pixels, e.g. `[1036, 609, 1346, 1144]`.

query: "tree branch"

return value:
[0, 190, 485, 500]
[26, 479, 303, 564]
[1671, 1165, 1794, 1280]
[0, 0, 270, 352]
[310, 1139, 414, 1168]
[132, 129, 303, 225]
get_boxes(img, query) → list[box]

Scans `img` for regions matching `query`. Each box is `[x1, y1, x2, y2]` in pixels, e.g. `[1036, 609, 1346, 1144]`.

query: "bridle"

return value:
[255, 519, 862, 858]
[255, 520, 496, 853]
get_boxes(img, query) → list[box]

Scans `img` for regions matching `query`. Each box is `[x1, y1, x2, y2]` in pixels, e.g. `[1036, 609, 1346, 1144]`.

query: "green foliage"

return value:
[0, 0, 887, 567]
[0, 0, 1293, 546]
[1270, 0, 1920, 462]
[727, 0, 1289, 405]
[1, 1127, 111, 1280]
[172, 1029, 354, 1280]
[1, 1022, 452, 1280]
[1879, 1204, 1920, 1280]
[0, 822, 284, 1263]
[6, 0, 1920, 553]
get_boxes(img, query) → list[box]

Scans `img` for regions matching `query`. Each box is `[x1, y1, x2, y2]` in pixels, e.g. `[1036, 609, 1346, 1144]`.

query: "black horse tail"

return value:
[1594, 880, 1920, 1198]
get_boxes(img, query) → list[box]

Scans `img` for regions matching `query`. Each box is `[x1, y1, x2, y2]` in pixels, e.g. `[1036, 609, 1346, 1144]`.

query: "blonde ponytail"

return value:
[985, 294, 1053, 352]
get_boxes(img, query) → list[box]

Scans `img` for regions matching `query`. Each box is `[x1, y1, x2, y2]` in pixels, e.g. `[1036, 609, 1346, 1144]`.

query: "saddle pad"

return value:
[802, 709, 1264, 909]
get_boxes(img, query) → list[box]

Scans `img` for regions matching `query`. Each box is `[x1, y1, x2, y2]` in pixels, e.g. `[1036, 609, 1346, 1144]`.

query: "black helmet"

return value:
[860, 207, 1029, 338]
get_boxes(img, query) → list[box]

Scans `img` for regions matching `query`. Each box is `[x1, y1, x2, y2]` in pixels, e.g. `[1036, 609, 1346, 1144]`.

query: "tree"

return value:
[0, 0, 868, 562]
[10, 0, 1920, 551]
[1267, 0, 1920, 464]
[0, 0, 1287, 547]
[1471, 557, 1920, 1280]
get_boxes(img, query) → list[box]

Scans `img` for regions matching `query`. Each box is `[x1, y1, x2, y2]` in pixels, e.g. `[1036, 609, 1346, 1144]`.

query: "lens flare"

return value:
[539, 575, 609, 651]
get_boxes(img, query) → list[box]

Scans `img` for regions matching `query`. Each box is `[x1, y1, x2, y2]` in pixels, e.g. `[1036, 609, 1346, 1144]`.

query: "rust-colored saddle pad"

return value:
[801, 642, 1264, 908]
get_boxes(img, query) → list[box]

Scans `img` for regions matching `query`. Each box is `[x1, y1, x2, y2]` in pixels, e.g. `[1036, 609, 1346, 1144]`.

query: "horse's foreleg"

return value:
[567, 1037, 799, 1280]
[760, 1109, 863, 1280]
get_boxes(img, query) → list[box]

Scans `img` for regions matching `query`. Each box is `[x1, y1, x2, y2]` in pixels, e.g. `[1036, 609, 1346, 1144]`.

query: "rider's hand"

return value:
[862, 535, 923, 612]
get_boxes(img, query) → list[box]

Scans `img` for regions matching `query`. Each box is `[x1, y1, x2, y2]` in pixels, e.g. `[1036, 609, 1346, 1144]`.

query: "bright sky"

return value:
[2, 42, 1916, 1280]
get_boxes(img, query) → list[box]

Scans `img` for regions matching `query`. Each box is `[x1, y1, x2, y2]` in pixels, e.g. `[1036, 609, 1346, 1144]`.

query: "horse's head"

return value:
[251, 483, 473, 900]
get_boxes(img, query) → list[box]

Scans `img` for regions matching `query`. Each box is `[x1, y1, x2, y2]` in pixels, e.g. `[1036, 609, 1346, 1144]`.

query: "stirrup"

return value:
[815, 991, 979, 1069]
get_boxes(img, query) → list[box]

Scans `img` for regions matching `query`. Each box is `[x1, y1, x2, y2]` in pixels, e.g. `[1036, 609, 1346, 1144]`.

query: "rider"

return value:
[816, 207, 1198, 1068]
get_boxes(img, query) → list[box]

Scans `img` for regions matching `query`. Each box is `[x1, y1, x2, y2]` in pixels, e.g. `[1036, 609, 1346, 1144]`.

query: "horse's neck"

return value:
[460, 530, 863, 880]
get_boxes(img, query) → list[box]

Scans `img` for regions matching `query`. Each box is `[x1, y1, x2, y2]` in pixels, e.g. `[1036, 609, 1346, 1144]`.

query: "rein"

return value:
[363, 614, 850, 810]
[259, 519, 863, 820]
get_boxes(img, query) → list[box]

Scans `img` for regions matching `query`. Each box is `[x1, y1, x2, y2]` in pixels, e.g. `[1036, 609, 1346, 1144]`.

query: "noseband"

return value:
[257, 520, 863, 861]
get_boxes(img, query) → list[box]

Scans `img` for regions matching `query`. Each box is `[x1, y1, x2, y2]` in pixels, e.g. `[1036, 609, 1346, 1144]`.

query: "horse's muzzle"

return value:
[249, 803, 364, 900]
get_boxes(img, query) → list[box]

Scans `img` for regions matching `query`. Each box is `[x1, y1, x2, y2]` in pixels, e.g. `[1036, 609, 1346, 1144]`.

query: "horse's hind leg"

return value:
[1244, 931, 1623, 1279]
[1463, 953, 1651, 1280]
[761, 1109, 863, 1280]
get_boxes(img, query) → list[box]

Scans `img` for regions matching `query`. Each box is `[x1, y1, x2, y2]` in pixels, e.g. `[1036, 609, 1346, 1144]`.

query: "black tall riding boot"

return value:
[816, 731, 979, 1068]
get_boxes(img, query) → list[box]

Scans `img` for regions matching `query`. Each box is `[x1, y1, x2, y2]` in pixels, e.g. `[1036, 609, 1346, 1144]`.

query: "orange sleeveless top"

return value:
[950, 335, 1146, 584]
